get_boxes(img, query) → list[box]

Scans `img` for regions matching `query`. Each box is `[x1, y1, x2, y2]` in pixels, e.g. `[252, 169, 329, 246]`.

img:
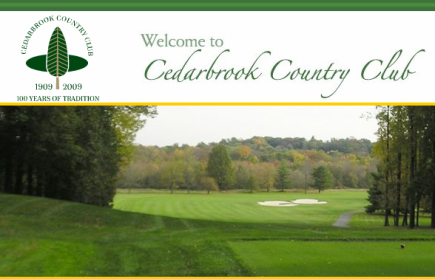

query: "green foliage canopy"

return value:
[206, 144, 235, 190]
[0, 106, 157, 206]
[311, 166, 333, 193]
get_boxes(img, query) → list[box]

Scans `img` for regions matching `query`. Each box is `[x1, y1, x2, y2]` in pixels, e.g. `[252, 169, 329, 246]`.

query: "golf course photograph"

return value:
[1, 106, 435, 276]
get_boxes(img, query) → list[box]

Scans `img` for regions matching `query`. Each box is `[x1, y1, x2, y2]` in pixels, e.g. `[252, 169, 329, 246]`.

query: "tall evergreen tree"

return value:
[311, 166, 333, 193]
[206, 144, 234, 190]
[366, 171, 383, 213]
[275, 160, 291, 192]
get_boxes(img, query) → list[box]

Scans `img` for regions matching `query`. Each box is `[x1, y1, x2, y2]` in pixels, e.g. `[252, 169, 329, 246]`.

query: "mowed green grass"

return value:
[2, 190, 435, 276]
[0, 193, 250, 276]
[229, 241, 435, 276]
[114, 190, 367, 226]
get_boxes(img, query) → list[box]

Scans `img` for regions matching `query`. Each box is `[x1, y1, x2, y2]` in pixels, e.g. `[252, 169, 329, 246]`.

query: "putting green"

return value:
[229, 241, 435, 276]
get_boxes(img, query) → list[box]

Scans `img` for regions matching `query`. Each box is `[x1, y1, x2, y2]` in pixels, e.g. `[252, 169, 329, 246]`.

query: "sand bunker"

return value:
[258, 199, 327, 207]
[293, 199, 327, 205]
[257, 201, 299, 207]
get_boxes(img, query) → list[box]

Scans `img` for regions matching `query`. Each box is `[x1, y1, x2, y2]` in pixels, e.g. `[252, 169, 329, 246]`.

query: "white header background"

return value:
[0, 12, 433, 103]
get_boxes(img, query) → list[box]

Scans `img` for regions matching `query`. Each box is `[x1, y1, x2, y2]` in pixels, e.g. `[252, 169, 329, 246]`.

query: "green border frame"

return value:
[2, 0, 435, 11]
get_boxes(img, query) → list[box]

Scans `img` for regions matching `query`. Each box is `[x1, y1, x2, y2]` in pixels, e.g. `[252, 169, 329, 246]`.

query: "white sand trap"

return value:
[258, 199, 327, 207]
[257, 201, 299, 207]
[293, 199, 327, 205]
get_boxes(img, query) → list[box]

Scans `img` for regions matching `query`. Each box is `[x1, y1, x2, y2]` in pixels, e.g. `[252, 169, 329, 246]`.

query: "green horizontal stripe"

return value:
[2, 1, 435, 10]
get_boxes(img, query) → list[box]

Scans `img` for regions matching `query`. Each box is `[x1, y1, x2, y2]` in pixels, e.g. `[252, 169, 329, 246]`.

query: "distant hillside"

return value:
[216, 136, 373, 155]
[117, 136, 377, 192]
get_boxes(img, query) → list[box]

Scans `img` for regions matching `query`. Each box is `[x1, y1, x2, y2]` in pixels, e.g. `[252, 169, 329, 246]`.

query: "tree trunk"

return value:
[402, 209, 408, 226]
[409, 191, 416, 228]
[384, 106, 390, 227]
[14, 161, 23, 195]
[432, 136, 435, 228]
[35, 168, 44, 197]
[384, 179, 390, 227]
[26, 164, 33, 196]
[431, 189, 435, 228]
[402, 198, 409, 227]
[45, 173, 57, 199]
[394, 152, 402, 227]
[416, 198, 420, 227]
[409, 106, 416, 229]
[4, 152, 13, 193]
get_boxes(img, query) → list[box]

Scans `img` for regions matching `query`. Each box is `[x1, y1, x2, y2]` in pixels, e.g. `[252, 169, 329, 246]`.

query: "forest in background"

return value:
[0, 106, 157, 206]
[116, 136, 377, 193]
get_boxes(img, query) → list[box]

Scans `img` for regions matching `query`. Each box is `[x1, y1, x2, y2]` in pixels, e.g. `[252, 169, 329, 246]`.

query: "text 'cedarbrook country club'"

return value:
[140, 34, 425, 99]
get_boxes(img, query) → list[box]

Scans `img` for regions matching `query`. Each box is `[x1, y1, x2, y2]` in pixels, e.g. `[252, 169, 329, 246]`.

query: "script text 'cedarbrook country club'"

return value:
[141, 34, 425, 98]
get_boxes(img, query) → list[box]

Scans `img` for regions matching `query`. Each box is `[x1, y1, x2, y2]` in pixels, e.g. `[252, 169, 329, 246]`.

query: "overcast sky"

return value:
[135, 106, 379, 147]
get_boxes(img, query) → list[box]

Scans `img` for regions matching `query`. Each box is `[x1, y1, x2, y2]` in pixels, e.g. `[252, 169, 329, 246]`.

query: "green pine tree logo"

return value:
[26, 27, 88, 89]
[47, 27, 69, 89]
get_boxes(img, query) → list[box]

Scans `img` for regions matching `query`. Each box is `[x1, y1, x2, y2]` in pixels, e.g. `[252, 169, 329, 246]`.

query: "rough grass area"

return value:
[0, 194, 248, 276]
[1, 190, 435, 276]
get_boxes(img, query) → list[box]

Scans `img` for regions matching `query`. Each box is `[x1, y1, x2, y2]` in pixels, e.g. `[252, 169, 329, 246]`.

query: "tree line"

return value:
[116, 137, 377, 193]
[218, 136, 372, 156]
[0, 106, 156, 206]
[366, 106, 435, 229]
